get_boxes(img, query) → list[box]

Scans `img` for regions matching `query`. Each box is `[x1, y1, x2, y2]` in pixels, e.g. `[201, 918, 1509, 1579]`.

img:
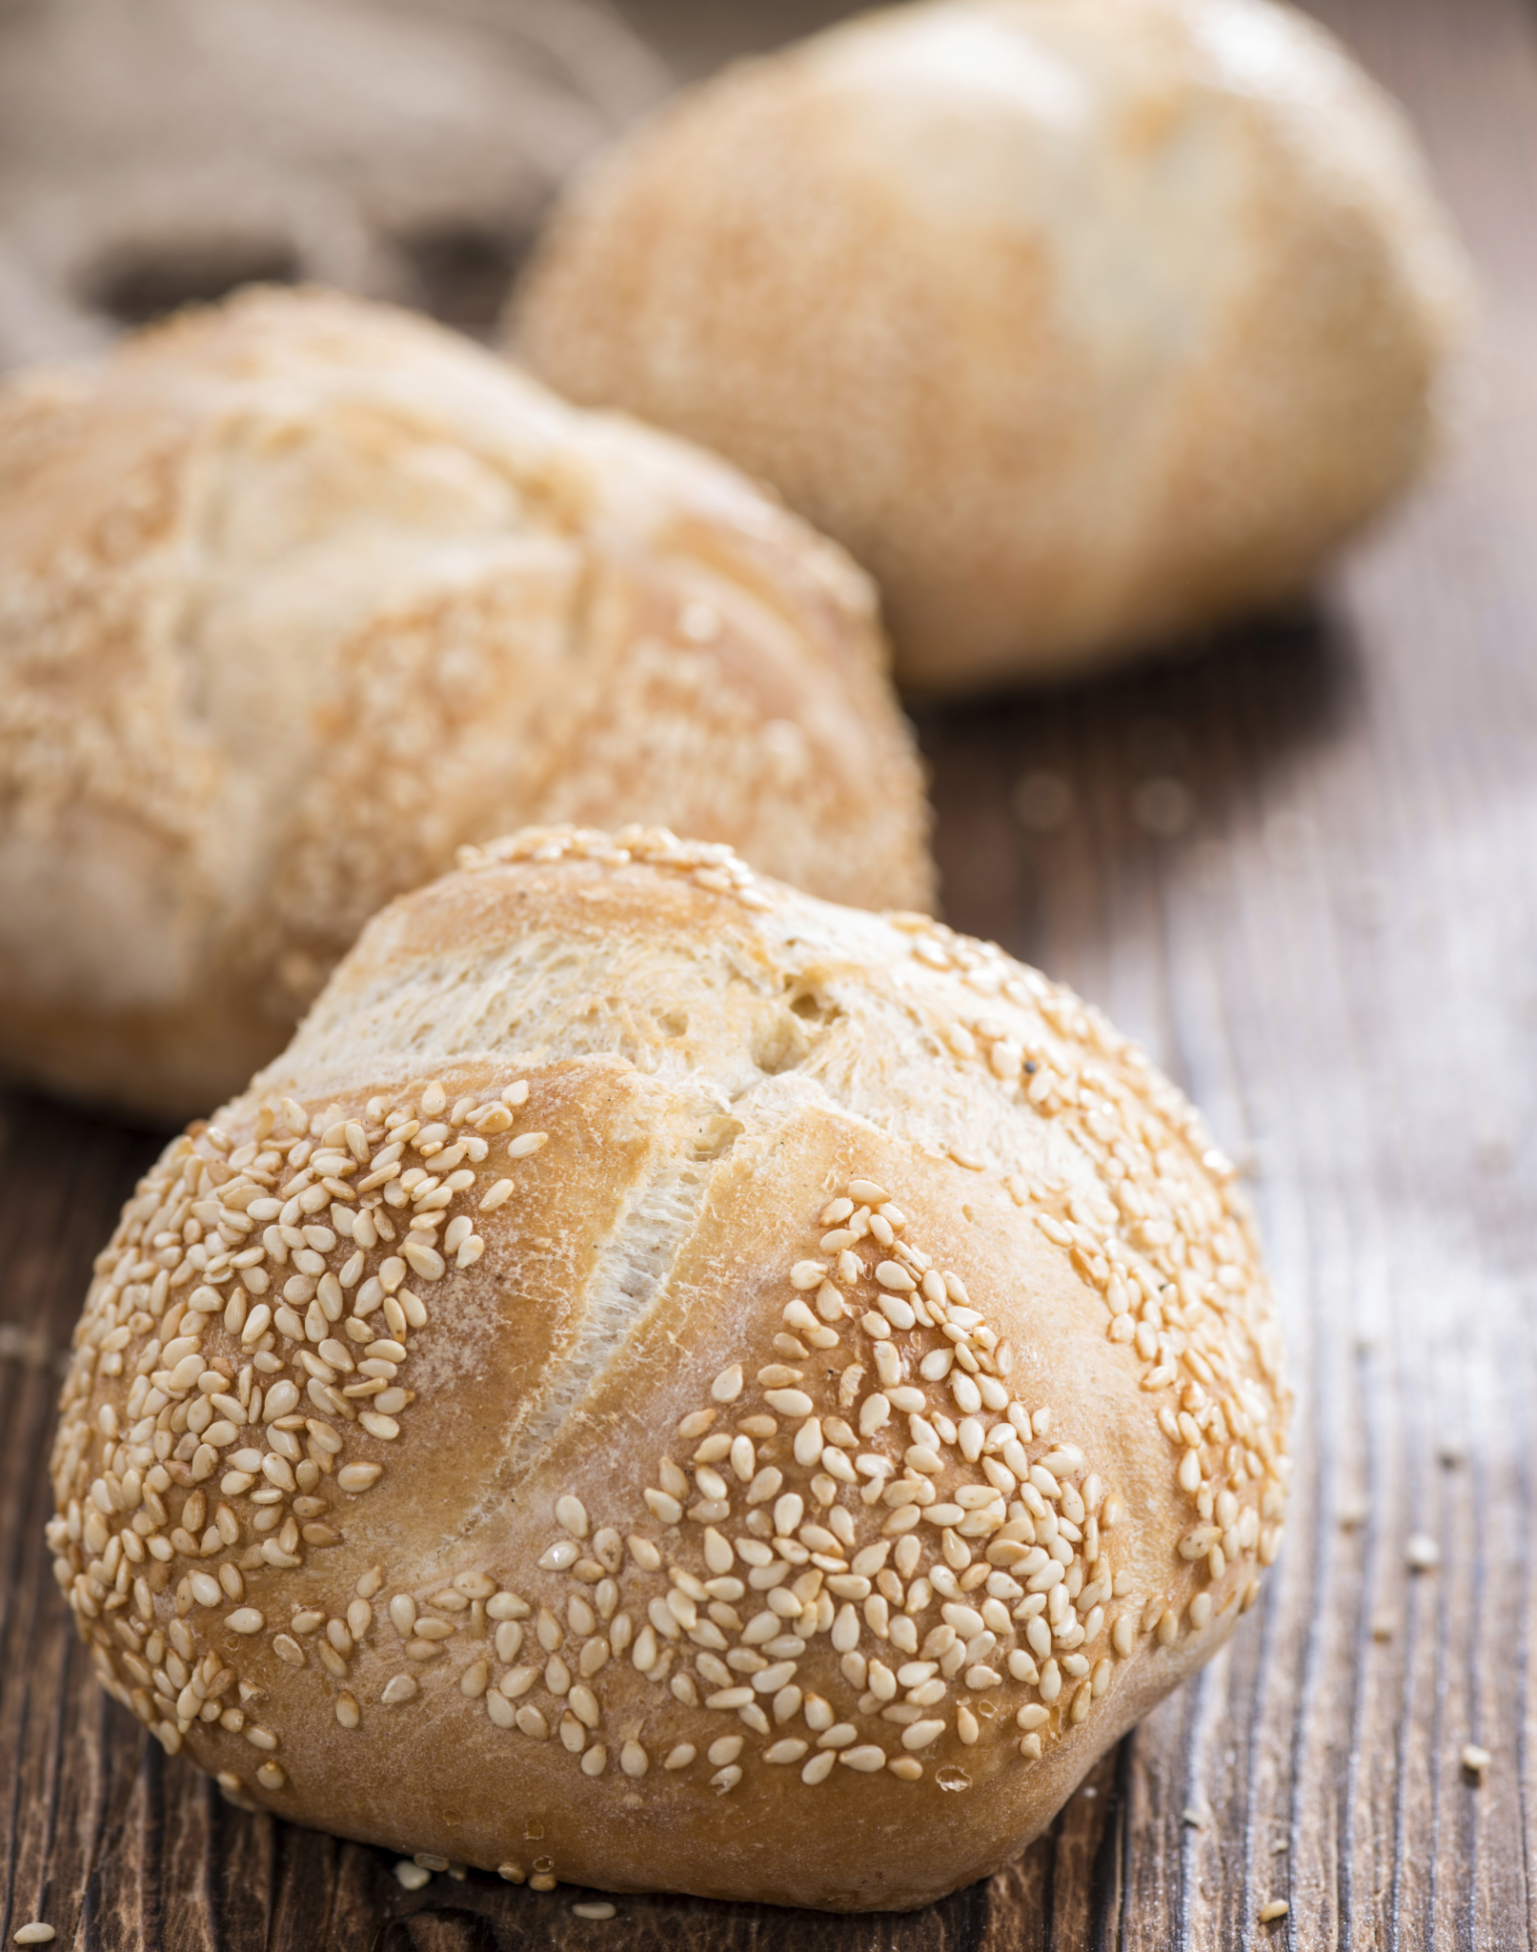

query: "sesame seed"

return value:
[753, 1661, 798, 1694]
[1407, 1534, 1441, 1571]
[765, 1389, 814, 1417]
[395, 1862, 431, 1891]
[1258, 1901, 1289, 1924]
[572, 1903, 616, 1920]
[711, 1365, 744, 1403]
[901, 1720, 946, 1751]
[1463, 1744, 1492, 1777]
[508, 1133, 548, 1159]
[488, 1591, 532, 1620]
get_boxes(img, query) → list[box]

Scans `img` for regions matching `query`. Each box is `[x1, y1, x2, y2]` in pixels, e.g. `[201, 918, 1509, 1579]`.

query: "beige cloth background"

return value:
[0, 0, 777, 369]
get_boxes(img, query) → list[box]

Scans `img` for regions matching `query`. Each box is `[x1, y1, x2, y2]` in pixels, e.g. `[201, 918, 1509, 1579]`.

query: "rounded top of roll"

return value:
[515, 0, 1470, 690]
[0, 289, 931, 1118]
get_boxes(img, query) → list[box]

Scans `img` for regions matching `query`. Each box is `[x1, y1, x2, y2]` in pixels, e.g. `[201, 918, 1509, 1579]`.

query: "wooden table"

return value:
[4, 0, 1536, 1941]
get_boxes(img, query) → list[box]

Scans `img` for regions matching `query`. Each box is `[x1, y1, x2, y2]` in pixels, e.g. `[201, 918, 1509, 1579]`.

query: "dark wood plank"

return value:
[5, 0, 1537, 1942]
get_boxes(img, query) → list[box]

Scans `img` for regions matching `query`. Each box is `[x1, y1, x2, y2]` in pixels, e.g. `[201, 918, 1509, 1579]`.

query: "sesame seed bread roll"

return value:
[0, 288, 932, 1123]
[513, 0, 1471, 694]
[48, 826, 1288, 1911]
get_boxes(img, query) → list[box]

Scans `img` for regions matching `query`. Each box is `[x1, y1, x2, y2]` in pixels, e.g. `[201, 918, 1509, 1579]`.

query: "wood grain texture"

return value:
[3, 0, 1535, 1942]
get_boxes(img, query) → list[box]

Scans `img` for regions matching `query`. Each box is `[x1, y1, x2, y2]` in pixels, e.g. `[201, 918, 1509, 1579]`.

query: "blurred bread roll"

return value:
[514, 0, 1471, 693]
[0, 288, 932, 1121]
[50, 825, 1288, 1910]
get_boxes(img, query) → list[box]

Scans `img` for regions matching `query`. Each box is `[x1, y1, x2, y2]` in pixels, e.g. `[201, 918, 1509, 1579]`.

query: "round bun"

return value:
[0, 287, 932, 1121]
[514, 0, 1470, 693]
[50, 825, 1288, 1912]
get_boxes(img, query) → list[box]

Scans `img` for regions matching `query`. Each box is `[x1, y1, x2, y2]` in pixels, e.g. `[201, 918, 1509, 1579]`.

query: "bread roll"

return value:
[514, 0, 1470, 693]
[0, 288, 931, 1121]
[49, 825, 1288, 1911]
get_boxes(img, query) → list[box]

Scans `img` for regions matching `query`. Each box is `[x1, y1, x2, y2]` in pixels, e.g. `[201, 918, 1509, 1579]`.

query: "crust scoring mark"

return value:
[358, 1172, 1197, 1799]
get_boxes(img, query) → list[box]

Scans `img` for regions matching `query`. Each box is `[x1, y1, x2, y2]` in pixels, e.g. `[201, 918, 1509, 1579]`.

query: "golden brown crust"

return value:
[513, 0, 1470, 693]
[48, 827, 1286, 1910]
[0, 289, 932, 1121]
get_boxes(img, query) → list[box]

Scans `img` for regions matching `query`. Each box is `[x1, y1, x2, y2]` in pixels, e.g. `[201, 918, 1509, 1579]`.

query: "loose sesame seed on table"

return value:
[0, 0, 1533, 1944]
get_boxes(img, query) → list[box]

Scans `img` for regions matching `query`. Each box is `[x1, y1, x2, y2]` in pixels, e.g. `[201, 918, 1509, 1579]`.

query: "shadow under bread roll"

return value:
[0, 288, 932, 1123]
[49, 825, 1288, 1911]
